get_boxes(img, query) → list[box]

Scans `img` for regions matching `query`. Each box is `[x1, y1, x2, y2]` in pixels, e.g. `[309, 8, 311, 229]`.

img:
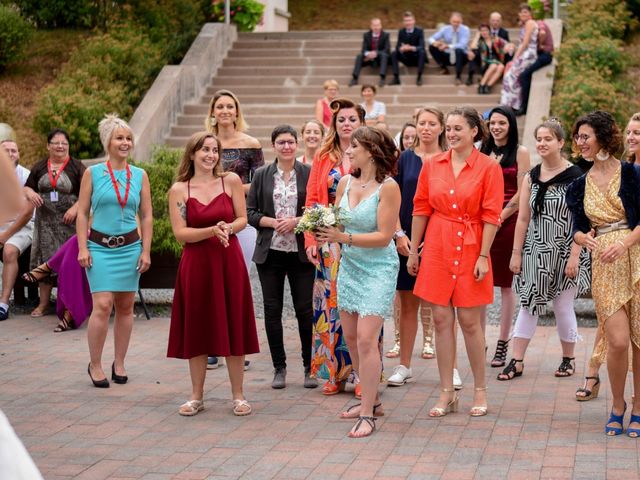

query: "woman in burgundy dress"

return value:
[167, 131, 259, 417]
[480, 106, 530, 367]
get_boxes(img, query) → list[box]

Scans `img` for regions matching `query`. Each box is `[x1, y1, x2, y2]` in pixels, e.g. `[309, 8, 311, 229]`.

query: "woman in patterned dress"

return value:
[24, 129, 86, 318]
[316, 126, 400, 437]
[499, 119, 590, 382]
[567, 111, 640, 436]
[305, 98, 365, 395]
[500, 4, 538, 112]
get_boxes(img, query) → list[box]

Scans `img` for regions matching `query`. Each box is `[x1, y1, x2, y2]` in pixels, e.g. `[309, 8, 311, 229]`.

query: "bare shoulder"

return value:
[223, 171, 242, 186]
[169, 181, 187, 197]
[380, 177, 400, 196]
[238, 133, 261, 149]
[516, 145, 531, 164]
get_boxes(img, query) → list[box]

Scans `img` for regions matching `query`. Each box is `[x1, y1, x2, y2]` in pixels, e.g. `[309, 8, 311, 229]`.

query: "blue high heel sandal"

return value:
[627, 414, 640, 438]
[605, 403, 627, 436]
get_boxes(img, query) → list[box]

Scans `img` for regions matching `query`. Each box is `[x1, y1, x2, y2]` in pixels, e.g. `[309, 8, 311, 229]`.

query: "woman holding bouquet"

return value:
[305, 98, 366, 395]
[316, 126, 401, 437]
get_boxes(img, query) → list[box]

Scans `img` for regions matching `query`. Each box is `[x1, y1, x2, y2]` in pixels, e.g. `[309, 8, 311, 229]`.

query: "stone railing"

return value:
[129, 23, 237, 163]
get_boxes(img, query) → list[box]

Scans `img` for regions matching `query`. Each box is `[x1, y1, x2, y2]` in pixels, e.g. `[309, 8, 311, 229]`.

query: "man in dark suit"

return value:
[390, 11, 427, 86]
[350, 18, 390, 88]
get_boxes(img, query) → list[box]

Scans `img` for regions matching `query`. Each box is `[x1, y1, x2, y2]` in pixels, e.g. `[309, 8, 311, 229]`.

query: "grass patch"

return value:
[290, 0, 523, 30]
[0, 29, 91, 166]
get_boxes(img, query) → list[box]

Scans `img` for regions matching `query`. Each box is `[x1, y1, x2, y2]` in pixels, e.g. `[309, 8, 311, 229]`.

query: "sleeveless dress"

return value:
[500, 23, 538, 110]
[513, 166, 590, 315]
[167, 178, 259, 359]
[584, 165, 640, 364]
[337, 176, 399, 317]
[491, 162, 518, 287]
[86, 163, 143, 293]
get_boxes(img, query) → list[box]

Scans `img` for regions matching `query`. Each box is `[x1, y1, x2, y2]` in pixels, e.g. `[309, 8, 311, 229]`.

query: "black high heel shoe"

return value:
[111, 362, 128, 384]
[88, 364, 109, 388]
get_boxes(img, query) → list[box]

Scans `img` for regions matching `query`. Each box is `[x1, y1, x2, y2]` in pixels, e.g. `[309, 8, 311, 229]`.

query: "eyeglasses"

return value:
[573, 134, 591, 144]
[49, 142, 69, 147]
[275, 140, 296, 147]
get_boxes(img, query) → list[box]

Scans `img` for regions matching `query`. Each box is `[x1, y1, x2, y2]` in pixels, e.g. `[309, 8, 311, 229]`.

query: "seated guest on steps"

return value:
[247, 125, 316, 390]
[516, 18, 554, 116]
[0, 145, 24, 224]
[316, 126, 401, 438]
[387, 108, 446, 387]
[77, 115, 152, 388]
[205, 89, 263, 370]
[567, 111, 640, 437]
[480, 106, 530, 367]
[468, 12, 512, 85]
[500, 4, 538, 112]
[472, 25, 507, 94]
[407, 107, 504, 418]
[428, 12, 471, 86]
[24, 129, 86, 318]
[315, 80, 340, 129]
[499, 119, 589, 383]
[0, 139, 34, 321]
[22, 235, 92, 333]
[390, 11, 426, 86]
[297, 120, 325, 166]
[305, 98, 366, 396]
[360, 84, 386, 127]
[167, 131, 259, 417]
[350, 17, 390, 88]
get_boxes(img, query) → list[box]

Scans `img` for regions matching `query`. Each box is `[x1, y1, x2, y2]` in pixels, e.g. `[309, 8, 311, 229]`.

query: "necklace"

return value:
[542, 162, 565, 171]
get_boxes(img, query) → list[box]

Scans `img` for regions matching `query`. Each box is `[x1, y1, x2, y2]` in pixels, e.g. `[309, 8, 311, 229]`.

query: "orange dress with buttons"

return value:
[413, 149, 504, 307]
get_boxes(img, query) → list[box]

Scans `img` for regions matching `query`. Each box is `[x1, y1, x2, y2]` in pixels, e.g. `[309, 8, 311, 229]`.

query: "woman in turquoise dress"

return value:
[77, 115, 153, 388]
[317, 126, 401, 438]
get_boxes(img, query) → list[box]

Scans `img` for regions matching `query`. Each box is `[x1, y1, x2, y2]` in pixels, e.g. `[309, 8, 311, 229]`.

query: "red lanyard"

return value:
[47, 156, 70, 191]
[106, 161, 131, 210]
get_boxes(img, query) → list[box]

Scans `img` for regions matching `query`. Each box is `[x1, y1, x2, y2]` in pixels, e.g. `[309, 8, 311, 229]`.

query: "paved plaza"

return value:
[1, 309, 639, 479]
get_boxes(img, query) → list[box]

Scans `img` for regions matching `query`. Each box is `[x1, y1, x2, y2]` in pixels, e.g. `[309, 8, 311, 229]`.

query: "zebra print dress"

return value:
[513, 168, 591, 316]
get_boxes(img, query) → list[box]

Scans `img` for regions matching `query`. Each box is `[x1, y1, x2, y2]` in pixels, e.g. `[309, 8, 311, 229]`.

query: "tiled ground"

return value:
[1, 312, 638, 479]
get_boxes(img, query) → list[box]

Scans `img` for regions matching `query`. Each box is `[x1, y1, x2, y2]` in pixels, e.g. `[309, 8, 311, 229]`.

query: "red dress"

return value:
[413, 149, 504, 307]
[167, 179, 259, 359]
[490, 163, 518, 288]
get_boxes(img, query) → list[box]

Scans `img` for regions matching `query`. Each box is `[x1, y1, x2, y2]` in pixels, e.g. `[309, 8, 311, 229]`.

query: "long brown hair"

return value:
[204, 89, 249, 135]
[350, 126, 399, 183]
[317, 98, 365, 164]
[176, 132, 226, 182]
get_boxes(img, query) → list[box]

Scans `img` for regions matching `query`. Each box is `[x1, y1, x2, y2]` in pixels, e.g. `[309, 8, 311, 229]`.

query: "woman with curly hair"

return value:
[315, 126, 401, 437]
[567, 111, 640, 436]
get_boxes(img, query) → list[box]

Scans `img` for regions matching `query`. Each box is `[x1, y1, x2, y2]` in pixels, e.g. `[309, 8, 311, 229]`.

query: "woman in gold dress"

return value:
[567, 111, 640, 437]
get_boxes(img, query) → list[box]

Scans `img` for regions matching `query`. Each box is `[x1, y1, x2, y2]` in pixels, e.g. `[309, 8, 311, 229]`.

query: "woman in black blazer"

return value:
[247, 125, 317, 390]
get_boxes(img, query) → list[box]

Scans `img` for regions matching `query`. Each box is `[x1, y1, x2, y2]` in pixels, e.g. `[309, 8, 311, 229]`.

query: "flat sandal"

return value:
[348, 416, 376, 438]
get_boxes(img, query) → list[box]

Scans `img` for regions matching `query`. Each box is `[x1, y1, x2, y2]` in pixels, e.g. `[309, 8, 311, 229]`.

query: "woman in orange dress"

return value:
[407, 107, 504, 417]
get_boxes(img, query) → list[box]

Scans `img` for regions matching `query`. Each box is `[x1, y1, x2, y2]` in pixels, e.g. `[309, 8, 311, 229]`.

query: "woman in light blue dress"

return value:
[316, 126, 401, 438]
[77, 115, 153, 388]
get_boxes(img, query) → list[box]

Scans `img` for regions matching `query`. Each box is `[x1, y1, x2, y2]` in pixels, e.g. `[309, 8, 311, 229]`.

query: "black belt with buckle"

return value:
[89, 228, 140, 248]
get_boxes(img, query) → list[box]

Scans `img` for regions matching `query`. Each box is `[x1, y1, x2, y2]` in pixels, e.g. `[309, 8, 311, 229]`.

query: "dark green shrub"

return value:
[134, 146, 182, 257]
[211, 0, 264, 32]
[567, 0, 630, 40]
[0, 5, 33, 70]
[10, 0, 103, 28]
[557, 36, 627, 76]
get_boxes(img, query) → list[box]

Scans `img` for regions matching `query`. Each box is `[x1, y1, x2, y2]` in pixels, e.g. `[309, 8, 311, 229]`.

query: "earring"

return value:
[596, 149, 610, 161]
[209, 117, 217, 127]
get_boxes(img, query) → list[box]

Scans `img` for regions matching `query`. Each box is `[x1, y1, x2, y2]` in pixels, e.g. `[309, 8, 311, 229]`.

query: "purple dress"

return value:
[47, 235, 92, 327]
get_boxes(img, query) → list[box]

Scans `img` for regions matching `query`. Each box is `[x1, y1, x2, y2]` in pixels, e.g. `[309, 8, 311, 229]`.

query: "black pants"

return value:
[256, 249, 315, 371]
[518, 52, 553, 113]
[391, 49, 426, 77]
[429, 45, 467, 78]
[352, 52, 389, 79]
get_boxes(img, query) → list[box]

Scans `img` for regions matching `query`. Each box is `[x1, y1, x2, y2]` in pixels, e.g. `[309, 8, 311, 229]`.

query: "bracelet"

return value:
[617, 240, 626, 249]
[512, 248, 522, 253]
[408, 252, 419, 256]
[229, 224, 234, 235]
[479, 254, 488, 259]
[348, 233, 353, 247]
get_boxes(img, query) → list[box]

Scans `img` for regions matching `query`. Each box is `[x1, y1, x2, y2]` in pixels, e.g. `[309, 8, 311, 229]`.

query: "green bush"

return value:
[556, 36, 627, 76]
[211, 0, 264, 32]
[134, 146, 183, 257]
[10, 0, 101, 28]
[33, 28, 163, 158]
[566, 0, 630, 40]
[0, 5, 33, 70]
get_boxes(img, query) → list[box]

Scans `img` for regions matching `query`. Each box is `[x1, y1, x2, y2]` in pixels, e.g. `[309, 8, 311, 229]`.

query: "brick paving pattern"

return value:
[1, 312, 638, 479]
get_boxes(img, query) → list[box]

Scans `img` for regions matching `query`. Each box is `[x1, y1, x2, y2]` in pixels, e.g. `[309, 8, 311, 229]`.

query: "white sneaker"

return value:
[387, 365, 412, 386]
[453, 368, 463, 390]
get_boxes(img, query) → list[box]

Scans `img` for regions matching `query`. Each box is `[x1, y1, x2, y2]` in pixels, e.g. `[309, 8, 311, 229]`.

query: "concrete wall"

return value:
[521, 19, 563, 165]
[129, 23, 237, 163]
[254, 0, 289, 32]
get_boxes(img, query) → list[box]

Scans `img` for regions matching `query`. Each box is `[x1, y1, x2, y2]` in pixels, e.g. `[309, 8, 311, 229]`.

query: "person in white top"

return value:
[360, 84, 386, 127]
[0, 140, 34, 321]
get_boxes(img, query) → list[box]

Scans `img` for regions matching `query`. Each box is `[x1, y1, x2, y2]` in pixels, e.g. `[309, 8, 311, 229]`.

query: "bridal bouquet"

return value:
[294, 204, 347, 234]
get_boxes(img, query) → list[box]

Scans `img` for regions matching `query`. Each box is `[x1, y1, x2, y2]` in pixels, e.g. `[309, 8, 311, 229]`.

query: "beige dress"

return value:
[584, 165, 640, 364]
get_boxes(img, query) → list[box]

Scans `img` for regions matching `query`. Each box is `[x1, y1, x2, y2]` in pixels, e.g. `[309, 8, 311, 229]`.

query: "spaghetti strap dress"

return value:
[167, 178, 259, 359]
[491, 162, 518, 287]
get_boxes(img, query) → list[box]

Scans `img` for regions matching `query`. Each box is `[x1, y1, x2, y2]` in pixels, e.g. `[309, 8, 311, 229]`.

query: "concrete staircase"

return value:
[165, 29, 523, 160]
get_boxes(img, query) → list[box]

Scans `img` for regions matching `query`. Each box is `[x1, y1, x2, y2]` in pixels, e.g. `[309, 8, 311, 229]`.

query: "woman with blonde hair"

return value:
[167, 131, 259, 416]
[315, 79, 340, 128]
[77, 114, 153, 388]
[297, 119, 325, 166]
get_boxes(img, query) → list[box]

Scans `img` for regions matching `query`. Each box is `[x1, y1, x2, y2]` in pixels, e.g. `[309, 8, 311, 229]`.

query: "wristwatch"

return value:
[393, 229, 406, 241]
